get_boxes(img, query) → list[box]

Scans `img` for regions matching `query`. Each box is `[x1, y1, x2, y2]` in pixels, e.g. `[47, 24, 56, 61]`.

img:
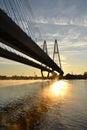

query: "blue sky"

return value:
[0, 0, 87, 75]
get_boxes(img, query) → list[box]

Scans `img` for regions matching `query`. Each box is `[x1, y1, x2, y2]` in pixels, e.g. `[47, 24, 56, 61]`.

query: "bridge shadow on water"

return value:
[0, 80, 67, 130]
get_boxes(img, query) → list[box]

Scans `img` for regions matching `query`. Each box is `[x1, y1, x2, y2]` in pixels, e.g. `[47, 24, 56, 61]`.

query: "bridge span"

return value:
[0, 47, 52, 73]
[0, 9, 64, 76]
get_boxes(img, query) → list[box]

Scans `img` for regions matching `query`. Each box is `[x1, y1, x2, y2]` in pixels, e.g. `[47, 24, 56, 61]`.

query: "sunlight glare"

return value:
[50, 80, 68, 96]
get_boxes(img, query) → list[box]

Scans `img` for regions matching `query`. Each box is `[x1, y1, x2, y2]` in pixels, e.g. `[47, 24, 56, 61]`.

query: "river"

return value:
[0, 79, 87, 130]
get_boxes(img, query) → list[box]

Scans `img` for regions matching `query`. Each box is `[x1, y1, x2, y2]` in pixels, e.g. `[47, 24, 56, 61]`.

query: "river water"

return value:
[0, 79, 87, 130]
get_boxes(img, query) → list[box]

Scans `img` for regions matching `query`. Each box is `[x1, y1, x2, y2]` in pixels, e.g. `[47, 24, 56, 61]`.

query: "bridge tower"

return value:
[43, 40, 48, 54]
[53, 40, 63, 78]
[41, 40, 50, 78]
[53, 40, 62, 69]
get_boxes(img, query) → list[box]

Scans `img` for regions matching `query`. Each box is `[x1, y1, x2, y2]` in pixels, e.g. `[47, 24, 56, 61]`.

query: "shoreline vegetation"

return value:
[0, 72, 87, 80]
[64, 72, 87, 80]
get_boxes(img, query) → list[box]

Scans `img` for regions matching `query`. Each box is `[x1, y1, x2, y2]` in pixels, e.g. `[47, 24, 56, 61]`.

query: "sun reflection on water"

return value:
[50, 80, 68, 97]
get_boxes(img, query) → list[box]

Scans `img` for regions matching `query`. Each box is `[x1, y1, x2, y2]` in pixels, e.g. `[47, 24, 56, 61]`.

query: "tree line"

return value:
[63, 72, 87, 80]
[0, 72, 87, 80]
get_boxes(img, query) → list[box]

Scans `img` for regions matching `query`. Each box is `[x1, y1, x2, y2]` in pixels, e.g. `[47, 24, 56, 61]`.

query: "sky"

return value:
[0, 0, 87, 76]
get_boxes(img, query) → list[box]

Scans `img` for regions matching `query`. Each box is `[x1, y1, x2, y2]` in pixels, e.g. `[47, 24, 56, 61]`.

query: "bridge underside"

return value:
[0, 47, 52, 73]
[0, 9, 64, 75]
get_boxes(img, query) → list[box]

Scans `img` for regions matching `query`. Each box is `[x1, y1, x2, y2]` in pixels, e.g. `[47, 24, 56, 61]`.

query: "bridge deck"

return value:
[0, 9, 63, 75]
[0, 47, 52, 72]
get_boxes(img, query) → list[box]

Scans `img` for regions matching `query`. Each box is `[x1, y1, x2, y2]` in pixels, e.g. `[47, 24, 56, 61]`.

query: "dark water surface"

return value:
[0, 80, 87, 130]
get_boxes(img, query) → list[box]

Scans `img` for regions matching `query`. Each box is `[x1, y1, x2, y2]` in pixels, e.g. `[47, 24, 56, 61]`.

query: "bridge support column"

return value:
[53, 39, 62, 69]
[41, 70, 50, 79]
[53, 40, 63, 78]
[41, 40, 50, 78]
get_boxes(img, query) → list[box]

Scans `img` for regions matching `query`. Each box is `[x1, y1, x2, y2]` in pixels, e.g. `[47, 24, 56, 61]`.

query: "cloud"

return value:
[35, 15, 87, 28]
[29, 0, 87, 27]
[35, 17, 48, 24]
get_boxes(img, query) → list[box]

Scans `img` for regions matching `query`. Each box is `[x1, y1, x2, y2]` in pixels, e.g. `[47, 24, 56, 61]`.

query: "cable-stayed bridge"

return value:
[0, 0, 64, 77]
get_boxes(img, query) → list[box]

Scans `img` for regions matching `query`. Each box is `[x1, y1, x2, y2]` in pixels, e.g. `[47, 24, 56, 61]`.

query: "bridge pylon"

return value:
[43, 40, 48, 54]
[41, 40, 50, 78]
[53, 40, 63, 78]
